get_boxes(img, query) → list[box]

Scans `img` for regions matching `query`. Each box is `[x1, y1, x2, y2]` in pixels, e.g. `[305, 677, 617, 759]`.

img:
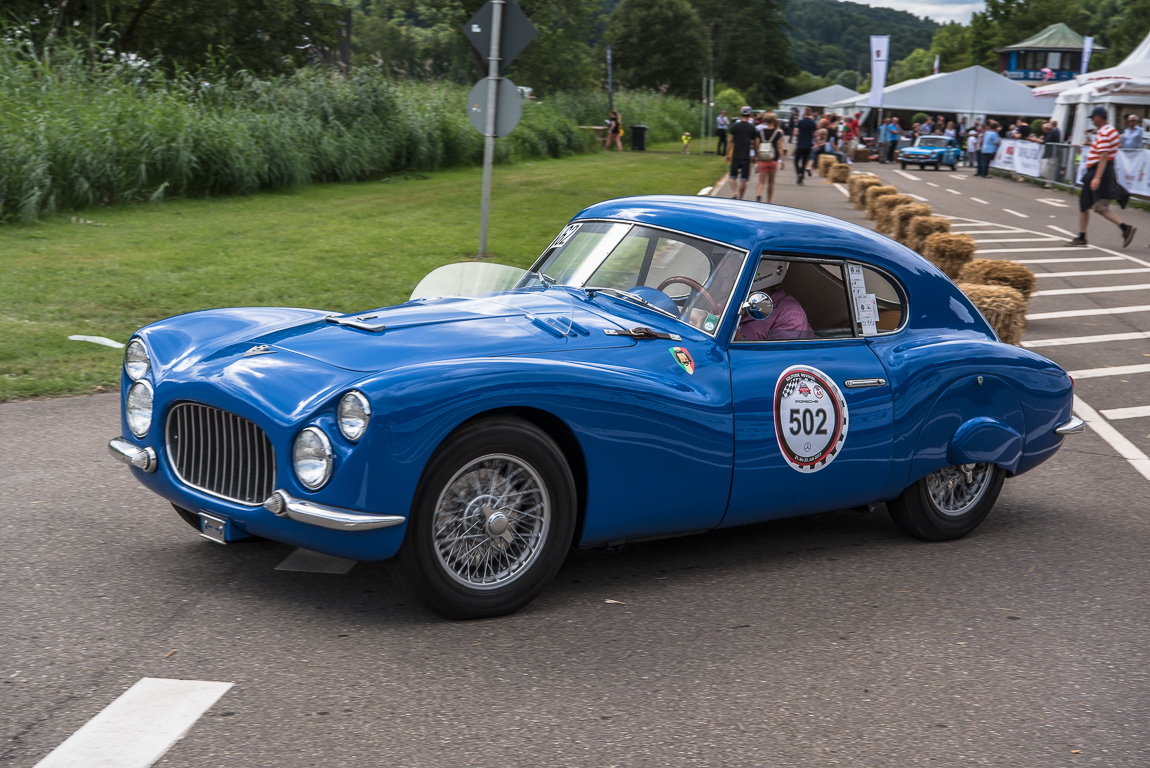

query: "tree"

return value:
[692, 0, 796, 105]
[605, 0, 708, 95]
[888, 47, 932, 84]
[929, 23, 973, 72]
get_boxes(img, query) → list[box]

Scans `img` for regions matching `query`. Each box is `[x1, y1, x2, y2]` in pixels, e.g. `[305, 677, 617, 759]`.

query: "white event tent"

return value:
[778, 84, 860, 114]
[1035, 29, 1150, 144]
[830, 65, 1052, 123]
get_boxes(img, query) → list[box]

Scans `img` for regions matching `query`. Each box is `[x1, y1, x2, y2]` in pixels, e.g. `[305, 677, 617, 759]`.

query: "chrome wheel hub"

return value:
[926, 463, 992, 517]
[432, 454, 550, 590]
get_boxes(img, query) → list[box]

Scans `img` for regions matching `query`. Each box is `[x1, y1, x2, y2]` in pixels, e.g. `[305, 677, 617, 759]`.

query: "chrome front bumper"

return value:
[1055, 416, 1086, 435]
[263, 490, 406, 531]
[108, 437, 157, 472]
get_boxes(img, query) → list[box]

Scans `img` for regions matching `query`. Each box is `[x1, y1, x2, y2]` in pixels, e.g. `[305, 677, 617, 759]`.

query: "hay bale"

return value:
[850, 176, 882, 207]
[828, 163, 851, 183]
[874, 195, 916, 235]
[864, 185, 898, 219]
[923, 232, 977, 278]
[816, 153, 837, 177]
[893, 203, 932, 244]
[908, 215, 951, 252]
[957, 259, 1037, 297]
[958, 283, 1027, 345]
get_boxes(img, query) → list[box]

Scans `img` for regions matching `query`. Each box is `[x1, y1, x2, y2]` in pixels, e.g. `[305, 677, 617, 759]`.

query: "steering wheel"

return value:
[657, 276, 719, 315]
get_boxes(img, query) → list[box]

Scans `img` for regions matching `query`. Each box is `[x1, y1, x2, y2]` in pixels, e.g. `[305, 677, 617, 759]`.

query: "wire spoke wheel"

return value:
[924, 463, 993, 518]
[433, 454, 551, 590]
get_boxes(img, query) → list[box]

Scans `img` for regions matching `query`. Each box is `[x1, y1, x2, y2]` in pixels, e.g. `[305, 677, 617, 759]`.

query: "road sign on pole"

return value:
[463, 0, 536, 258]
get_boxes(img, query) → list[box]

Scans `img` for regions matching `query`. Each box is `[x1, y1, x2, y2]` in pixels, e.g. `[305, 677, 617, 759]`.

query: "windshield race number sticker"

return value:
[774, 365, 848, 473]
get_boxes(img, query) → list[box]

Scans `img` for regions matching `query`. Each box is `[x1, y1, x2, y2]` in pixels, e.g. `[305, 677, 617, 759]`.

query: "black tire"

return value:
[888, 463, 1005, 541]
[172, 503, 202, 531]
[919, 164, 926, 170]
[950, 163, 958, 171]
[900, 162, 907, 170]
[391, 417, 577, 619]
[934, 162, 941, 171]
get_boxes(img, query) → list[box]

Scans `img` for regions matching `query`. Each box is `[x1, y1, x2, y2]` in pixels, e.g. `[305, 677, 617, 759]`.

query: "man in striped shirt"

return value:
[1067, 106, 1135, 247]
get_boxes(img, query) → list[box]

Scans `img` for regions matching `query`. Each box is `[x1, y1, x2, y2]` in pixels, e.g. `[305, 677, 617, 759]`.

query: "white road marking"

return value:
[1027, 304, 1150, 321]
[1073, 396, 1150, 484]
[1014, 256, 1125, 263]
[34, 678, 233, 768]
[970, 197, 990, 204]
[1022, 331, 1150, 348]
[1047, 224, 1078, 237]
[948, 174, 967, 180]
[275, 548, 357, 574]
[834, 183, 850, 197]
[972, 237, 1061, 244]
[1068, 363, 1150, 379]
[1035, 267, 1150, 278]
[1101, 405, 1150, 420]
[68, 335, 124, 349]
[894, 170, 921, 181]
[1003, 209, 1029, 218]
[952, 229, 1027, 235]
[926, 182, 939, 188]
[1033, 283, 1150, 297]
[947, 188, 962, 195]
[1037, 198, 1070, 208]
[907, 193, 929, 201]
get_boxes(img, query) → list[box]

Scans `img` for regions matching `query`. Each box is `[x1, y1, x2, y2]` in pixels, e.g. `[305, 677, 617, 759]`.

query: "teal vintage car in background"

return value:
[899, 135, 961, 171]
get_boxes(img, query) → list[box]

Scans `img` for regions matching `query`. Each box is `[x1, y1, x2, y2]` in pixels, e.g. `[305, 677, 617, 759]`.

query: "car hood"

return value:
[246, 291, 641, 373]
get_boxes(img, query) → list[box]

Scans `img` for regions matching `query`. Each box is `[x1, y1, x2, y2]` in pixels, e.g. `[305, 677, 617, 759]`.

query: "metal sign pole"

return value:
[478, 0, 504, 258]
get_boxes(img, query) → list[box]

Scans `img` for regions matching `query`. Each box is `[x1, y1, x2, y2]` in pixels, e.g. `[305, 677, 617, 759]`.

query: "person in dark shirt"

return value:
[726, 106, 758, 199]
[792, 109, 817, 185]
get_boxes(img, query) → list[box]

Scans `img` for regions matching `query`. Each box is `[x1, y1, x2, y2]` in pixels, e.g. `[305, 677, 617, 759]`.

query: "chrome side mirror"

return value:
[740, 291, 774, 320]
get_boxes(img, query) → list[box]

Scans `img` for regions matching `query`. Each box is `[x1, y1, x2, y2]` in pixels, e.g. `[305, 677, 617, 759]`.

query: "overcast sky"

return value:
[854, 0, 986, 25]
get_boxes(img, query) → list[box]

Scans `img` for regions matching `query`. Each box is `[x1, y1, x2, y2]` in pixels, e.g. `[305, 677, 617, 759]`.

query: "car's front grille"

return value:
[166, 403, 276, 505]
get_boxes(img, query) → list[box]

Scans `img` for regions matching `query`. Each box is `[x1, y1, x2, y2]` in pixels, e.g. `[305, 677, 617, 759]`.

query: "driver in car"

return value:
[736, 259, 814, 341]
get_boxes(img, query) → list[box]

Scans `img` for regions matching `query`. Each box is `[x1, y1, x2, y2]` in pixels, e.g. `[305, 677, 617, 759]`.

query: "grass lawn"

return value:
[0, 143, 726, 400]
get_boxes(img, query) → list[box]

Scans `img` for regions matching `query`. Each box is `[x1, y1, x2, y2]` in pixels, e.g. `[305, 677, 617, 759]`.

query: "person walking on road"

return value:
[716, 110, 730, 156]
[1066, 106, 1135, 248]
[726, 106, 757, 199]
[793, 108, 817, 184]
[754, 114, 785, 204]
[975, 121, 1000, 177]
[886, 117, 901, 163]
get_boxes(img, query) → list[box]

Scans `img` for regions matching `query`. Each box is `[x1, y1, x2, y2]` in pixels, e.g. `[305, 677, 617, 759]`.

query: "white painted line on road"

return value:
[34, 678, 233, 768]
[973, 237, 1061, 244]
[970, 197, 990, 204]
[834, 183, 850, 198]
[1037, 198, 1071, 208]
[1068, 363, 1150, 379]
[926, 182, 939, 188]
[894, 170, 921, 181]
[954, 229, 1027, 235]
[1073, 396, 1150, 484]
[947, 188, 962, 195]
[1035, 267, 1150, 278]
[1047, 224, 1077, 237]
[1003, 209, 1029, 218]
[68, 335, 124, 349]
[1033, 283, 1150, 297]
[907, 193, 929, 201]
[276, 548, 357, 574]
[1028, 304, 1150, 321]
[1014, 255, 1125, 263]
[1022, 331, 1150, 348]
[1101, 405, 1150, 421]
[948, 174, 967, 180]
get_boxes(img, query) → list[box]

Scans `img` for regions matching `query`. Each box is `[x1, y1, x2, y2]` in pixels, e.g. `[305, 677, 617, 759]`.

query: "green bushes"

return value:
[0, 36, 696, 222]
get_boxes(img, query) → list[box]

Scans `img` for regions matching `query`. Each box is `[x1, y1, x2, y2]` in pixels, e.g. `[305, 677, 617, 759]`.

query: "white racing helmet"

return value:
[751, 258, 790, 292]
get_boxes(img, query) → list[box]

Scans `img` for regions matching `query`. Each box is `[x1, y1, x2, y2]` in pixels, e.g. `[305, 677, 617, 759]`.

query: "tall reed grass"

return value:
[0, 35, 697, 222]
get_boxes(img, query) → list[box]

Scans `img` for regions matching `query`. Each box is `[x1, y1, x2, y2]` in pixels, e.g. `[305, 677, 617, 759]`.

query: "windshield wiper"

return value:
[584, 287, 678, 319]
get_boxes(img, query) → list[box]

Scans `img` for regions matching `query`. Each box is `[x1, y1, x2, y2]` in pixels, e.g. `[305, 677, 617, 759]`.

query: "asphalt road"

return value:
[3, 164, 1149, 767]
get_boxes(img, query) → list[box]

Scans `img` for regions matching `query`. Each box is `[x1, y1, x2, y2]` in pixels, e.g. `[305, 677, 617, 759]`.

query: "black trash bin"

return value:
[630, 125, 648, 151]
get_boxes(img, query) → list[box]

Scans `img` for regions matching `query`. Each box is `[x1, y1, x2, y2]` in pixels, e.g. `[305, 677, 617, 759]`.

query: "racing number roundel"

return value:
[773, 365, 848, 472]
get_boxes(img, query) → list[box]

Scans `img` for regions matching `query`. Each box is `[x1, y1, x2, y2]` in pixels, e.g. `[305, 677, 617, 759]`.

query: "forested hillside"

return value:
[786, 0, 939, 78]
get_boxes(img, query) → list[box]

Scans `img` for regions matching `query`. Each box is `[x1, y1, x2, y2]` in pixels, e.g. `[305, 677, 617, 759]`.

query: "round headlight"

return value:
[126, 380, 153, 438]
[124, 338, 150, 381]
[293, 427, 333, 490]
[337, 391, 371, 442]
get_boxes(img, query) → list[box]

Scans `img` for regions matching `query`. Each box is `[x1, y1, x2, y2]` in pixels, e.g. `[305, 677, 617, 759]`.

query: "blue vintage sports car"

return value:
[110, 196, 1083, 618]
[899, 135, 961, 171]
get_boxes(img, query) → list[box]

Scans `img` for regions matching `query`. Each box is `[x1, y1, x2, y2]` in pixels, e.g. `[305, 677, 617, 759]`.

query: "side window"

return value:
[847, 263, 905, 335]
[733, 256, 854, 342]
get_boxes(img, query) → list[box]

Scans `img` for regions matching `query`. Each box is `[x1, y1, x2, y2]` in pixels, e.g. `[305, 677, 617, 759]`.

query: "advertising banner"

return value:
[990, 139, 1043, 177]
[869, 36, 889, 108]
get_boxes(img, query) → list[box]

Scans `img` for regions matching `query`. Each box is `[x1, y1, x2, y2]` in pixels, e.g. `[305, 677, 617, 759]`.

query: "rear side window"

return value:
[847, 263, 905, 335]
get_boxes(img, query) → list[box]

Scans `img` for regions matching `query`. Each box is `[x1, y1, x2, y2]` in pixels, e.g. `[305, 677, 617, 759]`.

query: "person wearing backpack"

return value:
[754, 114, 785, 204]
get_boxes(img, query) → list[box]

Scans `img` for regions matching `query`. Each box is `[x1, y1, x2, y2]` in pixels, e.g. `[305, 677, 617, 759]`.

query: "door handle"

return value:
[844, 378, 887, 389]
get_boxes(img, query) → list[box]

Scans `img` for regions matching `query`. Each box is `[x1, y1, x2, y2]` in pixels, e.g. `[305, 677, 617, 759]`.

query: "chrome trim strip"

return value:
[1055, 416, 1086, 435]
[263, 490, 406, 531]
[844, 378, 888, 389]
[108, 437, 157, 472]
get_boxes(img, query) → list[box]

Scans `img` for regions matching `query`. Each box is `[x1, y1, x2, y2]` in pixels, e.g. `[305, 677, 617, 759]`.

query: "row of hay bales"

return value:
[843, 173, 1036, 345]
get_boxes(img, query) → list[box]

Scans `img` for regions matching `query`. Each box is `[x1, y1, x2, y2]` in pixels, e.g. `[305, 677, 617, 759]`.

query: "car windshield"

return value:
[531, 221, 747, 335]
[916, 136, 948, 148]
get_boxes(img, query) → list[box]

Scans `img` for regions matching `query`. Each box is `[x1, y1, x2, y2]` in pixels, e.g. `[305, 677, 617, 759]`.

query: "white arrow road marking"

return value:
[34, 678, 233, 768]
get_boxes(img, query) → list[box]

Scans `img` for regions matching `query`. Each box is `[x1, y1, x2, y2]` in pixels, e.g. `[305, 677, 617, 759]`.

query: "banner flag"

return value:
[869, 36, 890, 108]
[933, 54, 940, 75]
[1082, 36, 1094, 74]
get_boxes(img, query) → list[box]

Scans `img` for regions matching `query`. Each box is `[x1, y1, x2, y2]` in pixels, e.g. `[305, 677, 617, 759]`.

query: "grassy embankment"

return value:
[0, 147, 726, 401]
